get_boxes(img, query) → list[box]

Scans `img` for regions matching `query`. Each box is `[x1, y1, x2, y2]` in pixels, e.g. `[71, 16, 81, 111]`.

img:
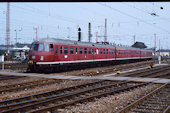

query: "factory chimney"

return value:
[78, 27, 81, 41]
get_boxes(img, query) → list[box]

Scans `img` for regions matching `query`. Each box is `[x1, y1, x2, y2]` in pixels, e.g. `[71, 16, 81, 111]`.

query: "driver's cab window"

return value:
[50, 44, 53, 51]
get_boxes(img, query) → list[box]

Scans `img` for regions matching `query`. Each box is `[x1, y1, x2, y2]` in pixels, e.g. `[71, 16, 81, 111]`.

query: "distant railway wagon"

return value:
[28, 38, 152, 72]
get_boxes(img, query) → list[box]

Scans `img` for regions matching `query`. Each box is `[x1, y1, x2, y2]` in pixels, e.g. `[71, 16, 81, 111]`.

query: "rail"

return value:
[163, 105, 170, 113]
[116, 82, 169, 113]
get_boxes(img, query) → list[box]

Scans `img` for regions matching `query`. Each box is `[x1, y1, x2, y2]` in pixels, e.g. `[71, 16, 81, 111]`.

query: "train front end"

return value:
[28, 41, 54, 72]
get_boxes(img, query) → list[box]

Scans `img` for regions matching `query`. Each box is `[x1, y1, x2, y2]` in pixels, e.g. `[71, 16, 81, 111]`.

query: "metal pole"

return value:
[154, 33, 156, 64]
[6, 3, 10, 61]
[96, 32, 98, 43]
[16, 31, 17, 43]
[159, 39, 161, 64]
[104, 18, 107, 42]
[154, 33, 156, 57]
[88, 23, 91, 42]
[2, 62, 4, 71]
[2, 55, 4, 71]
[36, 27, 38, 41]
[159, 39, 160, 56]
[14, 30, 17, 44]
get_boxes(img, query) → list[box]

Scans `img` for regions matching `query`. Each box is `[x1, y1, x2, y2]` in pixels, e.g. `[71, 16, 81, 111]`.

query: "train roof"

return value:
[35, 38, 151, 52]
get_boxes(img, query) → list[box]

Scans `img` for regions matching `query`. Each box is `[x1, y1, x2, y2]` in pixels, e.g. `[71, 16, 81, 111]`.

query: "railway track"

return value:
[0, 62, 161, 95]
[117, 82, 170, 113]
[0, 62, 27, 71]
[0, 75, 25, 81]
[80, 61, 153, 76]
[0, 80, 111, 105]
[0, 79, 63, 94]
[119, 65, 170, 79]
[0, 63, 168, 113]
[0, 80, 149, 113]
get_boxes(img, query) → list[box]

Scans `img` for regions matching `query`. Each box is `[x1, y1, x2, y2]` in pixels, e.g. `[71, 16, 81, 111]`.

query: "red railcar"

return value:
[28, 38, 152, 72]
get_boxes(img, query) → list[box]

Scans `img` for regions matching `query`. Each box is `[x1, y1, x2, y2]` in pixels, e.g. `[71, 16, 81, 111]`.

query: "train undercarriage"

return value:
[27, 58, 152, 73]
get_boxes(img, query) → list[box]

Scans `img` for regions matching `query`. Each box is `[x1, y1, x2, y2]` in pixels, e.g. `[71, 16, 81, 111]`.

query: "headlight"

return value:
[28, 60, 33, 65]
[40, 56, 44, 61]
[32, 56, 35, 59]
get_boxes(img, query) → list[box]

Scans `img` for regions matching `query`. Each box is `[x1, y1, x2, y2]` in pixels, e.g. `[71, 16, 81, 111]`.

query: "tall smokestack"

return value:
[88, 22, 91, 42]
[78, 27, 81, 41]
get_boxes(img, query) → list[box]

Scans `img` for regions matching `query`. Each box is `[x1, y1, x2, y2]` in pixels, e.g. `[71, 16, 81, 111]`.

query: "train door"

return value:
[58, 46, 63, 61]
[44, 43, 55, 62]
[115, 47, 117, 60]
[79, 48, 83, 60]
[74, 47, 78, 61]
[95, 48, 99, 59]
[84, 48, 88, 60]
[92, 48, 94, 60]
[88, 48, 92, 60]
[54, 45, 58, 61]
[50, 43, 55, 61]
[106, 49, 108, 59]
[93, 48, 97, 60]
[70, 46, 74, 61]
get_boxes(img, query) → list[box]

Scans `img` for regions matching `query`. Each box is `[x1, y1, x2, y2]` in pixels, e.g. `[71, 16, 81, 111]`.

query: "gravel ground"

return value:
[0, 79, 95, 101]
[49, 61, 153, 77]
[60, 84, 161, 113]
[0, 76, 45, 86]
[0, 61, 166, 113]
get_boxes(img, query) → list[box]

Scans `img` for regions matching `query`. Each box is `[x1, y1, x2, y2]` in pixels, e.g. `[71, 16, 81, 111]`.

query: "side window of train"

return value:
[106, 49, 108, 54]
[60, 46, 63, 54]
[84, 48, 87, 54]
[76, 48, 78, 54]
[100, 49, 102, 54]
[91, 49, 94, 54]
[80, 48, 83, 54]
[70, 47, 74, 54]
[34, 44, 39, 51]
[38, 44, 44, 51]
[64, 47, 68, 54]
[30, 43, 33, 51]
[88, 48, 91, 54]
[50, 44, 53, 51]
[104, 49, 105, 54]
[55, 46, 58, 53]
[45, 44, 49, 51]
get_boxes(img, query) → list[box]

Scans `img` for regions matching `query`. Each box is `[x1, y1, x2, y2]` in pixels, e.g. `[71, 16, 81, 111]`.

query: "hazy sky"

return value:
[0, 2, 170, 49]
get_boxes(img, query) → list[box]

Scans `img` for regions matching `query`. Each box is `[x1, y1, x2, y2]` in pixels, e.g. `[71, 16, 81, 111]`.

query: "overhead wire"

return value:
[14, 3, 93, 25]
[0, 2, 169, 47]
[122, 3, 151, 15]
[122, 2, 170, 24]
[98, 3, 170, 34]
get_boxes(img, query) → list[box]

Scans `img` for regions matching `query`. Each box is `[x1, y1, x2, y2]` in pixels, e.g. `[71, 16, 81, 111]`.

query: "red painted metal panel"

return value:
[29, 41, 152, 65]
